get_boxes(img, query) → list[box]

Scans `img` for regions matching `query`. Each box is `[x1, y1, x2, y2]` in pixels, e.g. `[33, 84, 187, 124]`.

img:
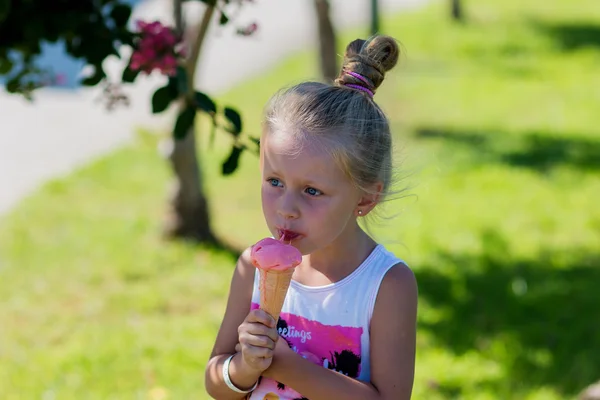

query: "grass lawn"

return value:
[2, 0, 600, 398]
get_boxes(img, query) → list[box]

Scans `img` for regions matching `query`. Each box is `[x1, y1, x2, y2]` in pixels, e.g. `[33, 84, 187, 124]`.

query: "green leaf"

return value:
[0, 57, 12, 74]
[121, 65, 139, 83]
[174, 105, 196, 139]
[6, 77, 19, 93]
[209, 118, 217, 149]
[0, 0, 10, 23]
[152, 86, 177, 114]
[175, 66, 188, 95]
[118, 30, 138, 47]
[249, 136, 261, 149]
[222, 146, 243, 175]
[182, 0, 217, 4]
[110, 4, 131, 28]
[224, 107, 242, 136]
[194, 91, 216, 114]
[219, 12, 229, 25]
[81, 66, 106, 86]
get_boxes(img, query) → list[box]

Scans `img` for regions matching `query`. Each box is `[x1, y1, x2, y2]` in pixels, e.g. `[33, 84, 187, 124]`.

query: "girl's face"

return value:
[260, 132, 364, 255]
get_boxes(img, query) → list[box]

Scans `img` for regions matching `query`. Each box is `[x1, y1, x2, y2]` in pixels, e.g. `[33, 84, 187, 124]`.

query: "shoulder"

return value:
[232, 245, 257, 286]
[381, 262, 418, 297]
[221, 245, 257, 300]
[237, 245, 255, 272]
[375, 261, 418, 316]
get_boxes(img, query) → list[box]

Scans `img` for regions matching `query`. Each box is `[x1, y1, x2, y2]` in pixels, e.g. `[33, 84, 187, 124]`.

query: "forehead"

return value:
[261, 132, 347, 182]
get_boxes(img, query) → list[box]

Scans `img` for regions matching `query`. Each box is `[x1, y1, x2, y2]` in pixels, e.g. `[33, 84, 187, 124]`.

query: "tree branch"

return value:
[173, 0, 184, 36]
[186, 3, 215, 95]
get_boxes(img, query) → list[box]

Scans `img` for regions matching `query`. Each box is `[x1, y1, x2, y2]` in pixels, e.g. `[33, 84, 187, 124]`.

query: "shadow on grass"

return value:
[536, 21, 600, 51]
[169, 232, 243, 261]
[416, 231, 600, 397]
[198, 235, 244, 260]
[416, 127, 600, 173]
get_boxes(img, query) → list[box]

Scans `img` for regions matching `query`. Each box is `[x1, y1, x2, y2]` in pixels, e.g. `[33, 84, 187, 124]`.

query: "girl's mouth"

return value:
[278, 229, 300, 242]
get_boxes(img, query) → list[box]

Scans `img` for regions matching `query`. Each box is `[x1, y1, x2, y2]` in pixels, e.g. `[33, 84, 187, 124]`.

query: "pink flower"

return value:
[135, 20, 148, 30]
[140, 47, 156, 62]
[237, 22, 259, 36]
[162, 55, 177, 68]
[161, 34, 176, 47]
[130, 52, 144, 69]
[129, 20, 185, 77]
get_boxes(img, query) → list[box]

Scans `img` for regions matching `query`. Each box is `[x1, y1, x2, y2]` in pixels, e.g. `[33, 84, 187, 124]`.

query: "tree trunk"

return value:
[451, 0, 463, 21]
[163, 122, 215, 242]
[162, 0, 216, 243]
[313, 0, 337, 82]
[370, 0, 380, 35]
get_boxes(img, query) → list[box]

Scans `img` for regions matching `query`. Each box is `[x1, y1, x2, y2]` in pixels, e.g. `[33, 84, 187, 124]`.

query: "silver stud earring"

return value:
[358, 210, 363, 216]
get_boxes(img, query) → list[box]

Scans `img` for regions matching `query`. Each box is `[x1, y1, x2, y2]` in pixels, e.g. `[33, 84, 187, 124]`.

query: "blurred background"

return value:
[1, 0, 599, 399]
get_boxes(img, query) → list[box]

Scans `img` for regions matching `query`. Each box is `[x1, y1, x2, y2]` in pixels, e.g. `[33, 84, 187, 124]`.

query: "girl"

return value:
[204, 34, 418, 400]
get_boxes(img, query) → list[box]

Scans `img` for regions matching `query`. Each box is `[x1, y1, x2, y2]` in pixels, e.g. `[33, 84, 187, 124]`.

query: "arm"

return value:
[369, 263, 418, 398]
[263, 262, 418, 400]
[204, 247, 265, 399]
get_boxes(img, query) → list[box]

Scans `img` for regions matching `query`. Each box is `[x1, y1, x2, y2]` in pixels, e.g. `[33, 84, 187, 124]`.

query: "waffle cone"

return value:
[259, 268, 294, 321]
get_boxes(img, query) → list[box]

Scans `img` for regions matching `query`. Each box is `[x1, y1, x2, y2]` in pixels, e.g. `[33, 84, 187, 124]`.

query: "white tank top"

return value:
[247, 244, 405, 400]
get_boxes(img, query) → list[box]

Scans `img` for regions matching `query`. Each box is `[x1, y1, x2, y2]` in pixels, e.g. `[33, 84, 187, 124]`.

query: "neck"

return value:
[301, 221, 377, 282]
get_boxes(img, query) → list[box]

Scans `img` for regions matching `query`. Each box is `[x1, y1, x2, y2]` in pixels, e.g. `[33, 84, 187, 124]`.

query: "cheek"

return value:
[261, 185, 274, 201]
[261, 186, 277, 215]
[316, 197, 354, 227]
[303, 199, 339, 227]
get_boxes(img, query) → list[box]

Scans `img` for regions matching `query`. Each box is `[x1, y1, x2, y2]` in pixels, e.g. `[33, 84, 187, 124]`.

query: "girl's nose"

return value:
[277, 192, 300, 220]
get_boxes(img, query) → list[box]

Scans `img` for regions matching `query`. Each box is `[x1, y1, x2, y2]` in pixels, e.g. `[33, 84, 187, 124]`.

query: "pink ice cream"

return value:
[251, 237, 302, 321]
[251, 237, 302, 271]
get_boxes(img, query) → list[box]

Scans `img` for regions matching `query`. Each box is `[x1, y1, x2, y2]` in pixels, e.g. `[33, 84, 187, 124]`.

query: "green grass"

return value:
[2, 0, 600, 398]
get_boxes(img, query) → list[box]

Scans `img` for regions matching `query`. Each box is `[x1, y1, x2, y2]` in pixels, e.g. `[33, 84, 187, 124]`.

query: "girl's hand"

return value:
[234, 333, 292, 356]
[237, 309, 279, 373]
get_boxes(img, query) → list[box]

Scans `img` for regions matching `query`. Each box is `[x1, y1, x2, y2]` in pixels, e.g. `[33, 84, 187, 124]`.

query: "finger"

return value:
[239, 331, 276, 349]
[247, 309, 277, 328]
[243, 345, 274, 359]
[235, 343, 241, 353]
[243, 322, 279, 343]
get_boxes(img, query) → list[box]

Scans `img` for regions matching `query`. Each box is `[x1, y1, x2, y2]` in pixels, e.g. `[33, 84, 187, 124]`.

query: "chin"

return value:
[294, 239, 318, 256]
[282, 235, 309, 254]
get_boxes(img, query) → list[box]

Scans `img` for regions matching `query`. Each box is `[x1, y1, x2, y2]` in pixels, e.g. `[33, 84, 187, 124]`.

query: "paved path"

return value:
[0, 0, 425, 215]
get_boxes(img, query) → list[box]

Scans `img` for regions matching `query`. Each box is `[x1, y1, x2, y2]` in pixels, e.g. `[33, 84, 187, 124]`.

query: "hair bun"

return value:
[335, 34, 400, 96]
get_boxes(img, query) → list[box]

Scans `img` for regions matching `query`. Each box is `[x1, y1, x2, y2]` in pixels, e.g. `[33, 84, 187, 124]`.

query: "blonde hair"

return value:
[262, 35, 402, 218]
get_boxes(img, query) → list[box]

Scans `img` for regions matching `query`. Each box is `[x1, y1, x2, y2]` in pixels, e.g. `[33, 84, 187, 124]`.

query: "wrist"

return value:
[227, 353, 261, 391]
[263, 347, 294, 380]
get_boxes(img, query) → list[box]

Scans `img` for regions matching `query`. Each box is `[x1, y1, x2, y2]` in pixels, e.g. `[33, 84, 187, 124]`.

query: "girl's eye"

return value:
[305, 187, 322, 196]
[268, 178, 283, 187]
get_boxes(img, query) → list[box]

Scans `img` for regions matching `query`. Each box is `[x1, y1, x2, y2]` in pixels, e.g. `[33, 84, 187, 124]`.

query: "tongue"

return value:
[280, 232, 294, 242]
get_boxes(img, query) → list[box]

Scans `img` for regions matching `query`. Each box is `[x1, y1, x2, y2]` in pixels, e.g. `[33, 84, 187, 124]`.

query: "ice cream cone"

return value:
[259, 268, 295, 321]
[251, 237, 302, 322]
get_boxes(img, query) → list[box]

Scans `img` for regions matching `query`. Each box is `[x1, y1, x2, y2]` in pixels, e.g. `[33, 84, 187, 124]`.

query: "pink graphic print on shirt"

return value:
[247, 302, 363, 400]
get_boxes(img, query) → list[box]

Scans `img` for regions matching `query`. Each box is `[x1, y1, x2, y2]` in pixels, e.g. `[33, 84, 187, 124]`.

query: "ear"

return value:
[355, 181, 384, 217]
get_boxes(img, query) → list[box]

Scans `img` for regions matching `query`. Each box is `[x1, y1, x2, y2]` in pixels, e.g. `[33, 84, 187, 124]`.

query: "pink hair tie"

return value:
[344, 83, 374, 98]
[343, 70, 375, 98]
[345, 70, 374, 89]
